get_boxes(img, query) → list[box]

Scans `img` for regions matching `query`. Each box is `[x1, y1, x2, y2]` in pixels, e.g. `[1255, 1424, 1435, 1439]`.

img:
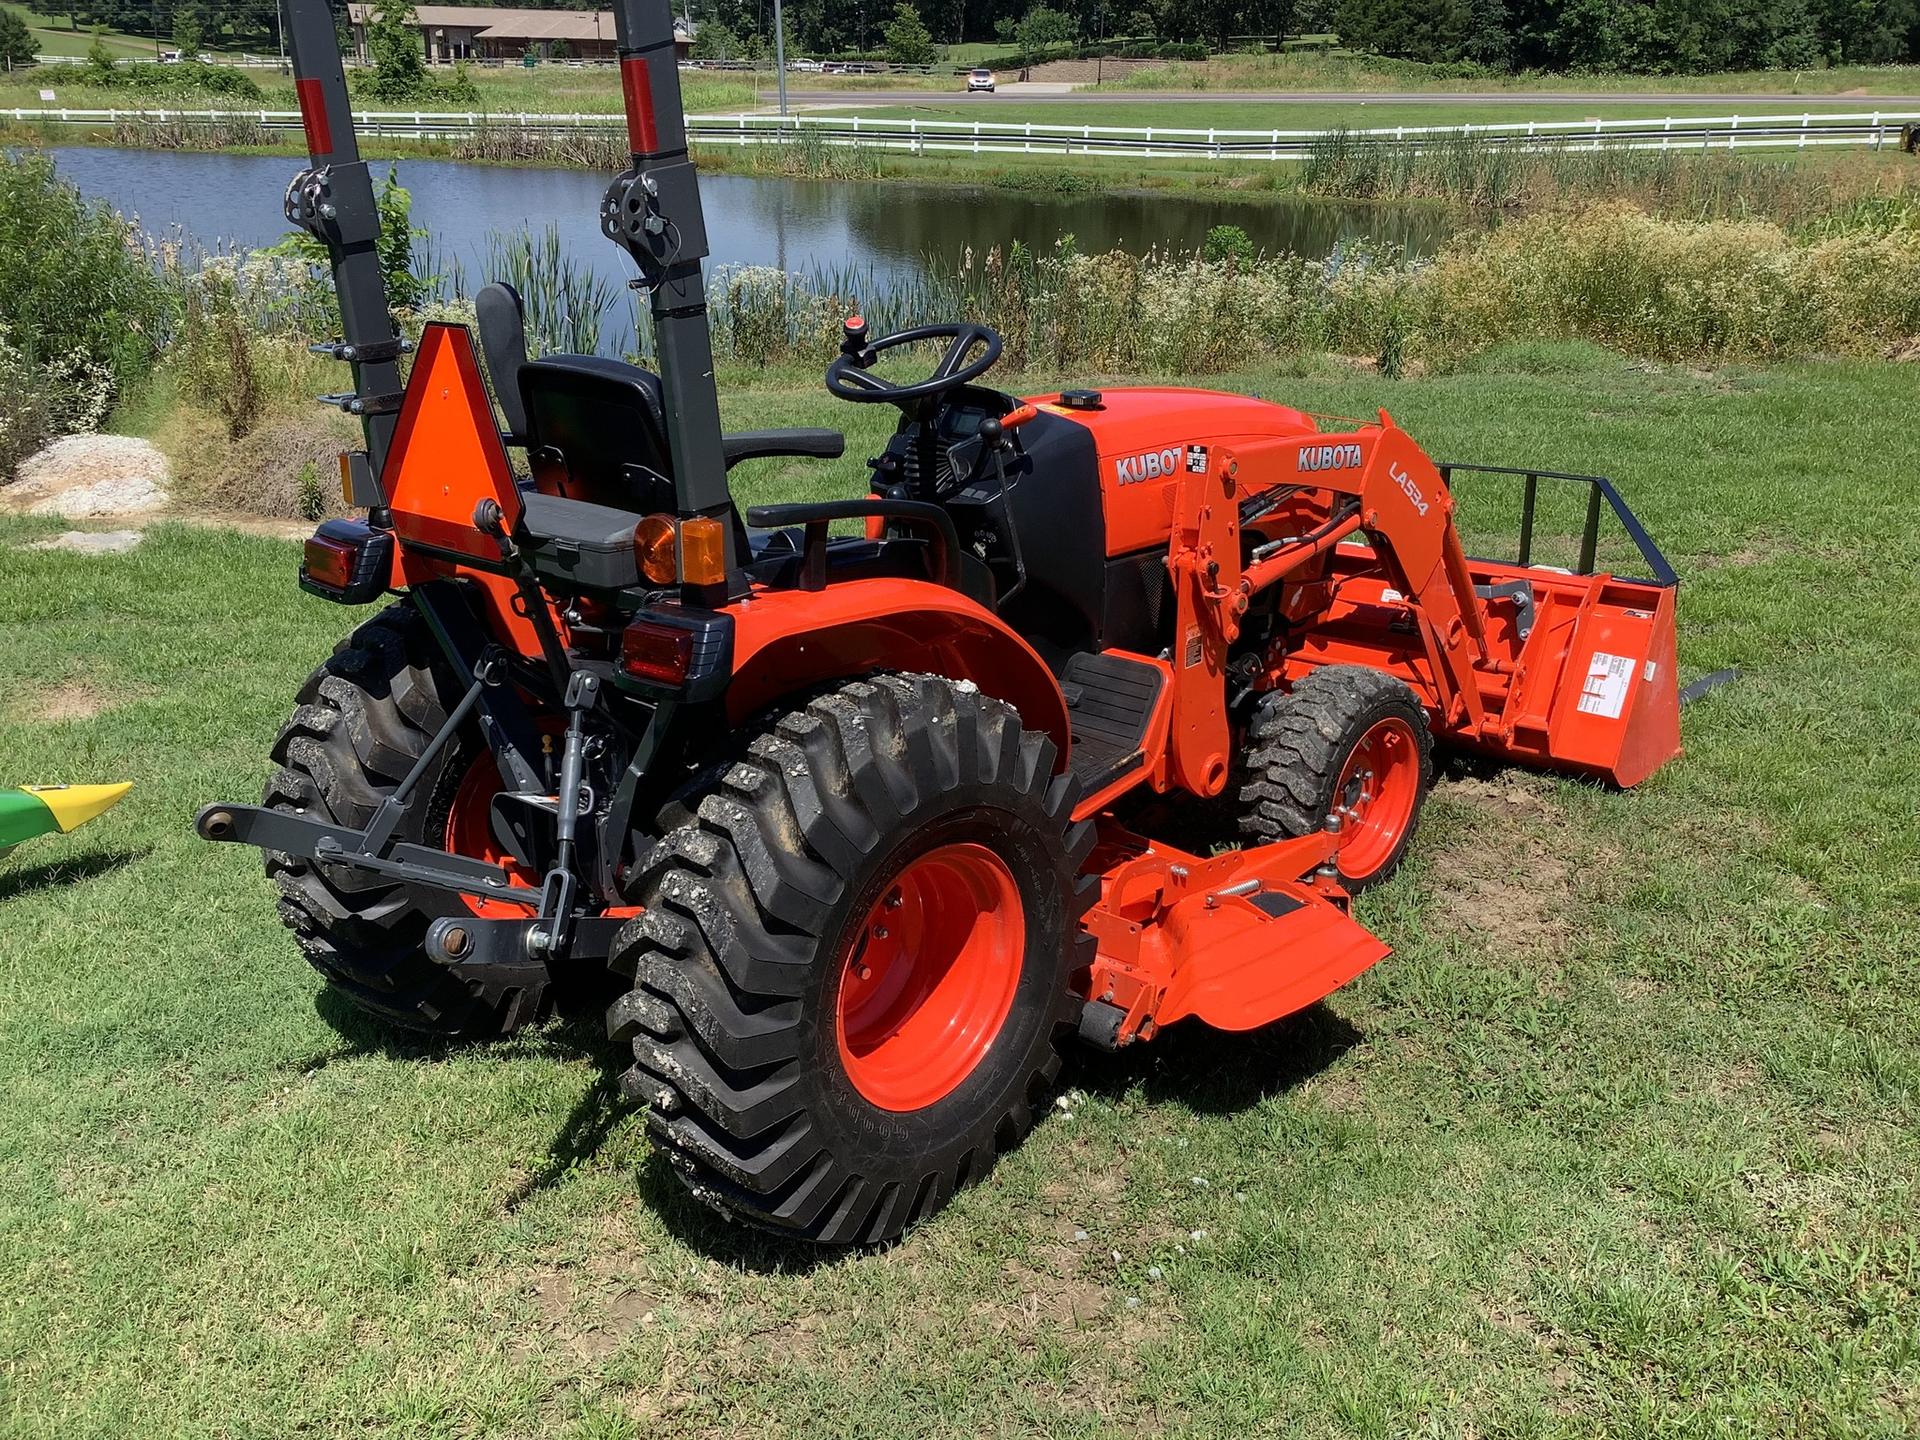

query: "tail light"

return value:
[621, 622, 694, 685]
[618, 605, 734, 701]
[301, 519, 393, 605]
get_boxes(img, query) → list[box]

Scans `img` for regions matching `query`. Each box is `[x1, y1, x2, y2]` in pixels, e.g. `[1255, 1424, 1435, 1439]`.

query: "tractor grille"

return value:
[1101, 549, 1173, 655]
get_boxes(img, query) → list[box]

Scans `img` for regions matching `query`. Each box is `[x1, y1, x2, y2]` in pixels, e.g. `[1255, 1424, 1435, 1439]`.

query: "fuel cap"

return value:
[1059, 389, 1104, 410]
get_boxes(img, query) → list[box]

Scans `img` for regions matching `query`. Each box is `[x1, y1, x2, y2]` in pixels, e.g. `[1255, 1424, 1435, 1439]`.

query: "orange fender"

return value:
[726, 579, 1072, 766]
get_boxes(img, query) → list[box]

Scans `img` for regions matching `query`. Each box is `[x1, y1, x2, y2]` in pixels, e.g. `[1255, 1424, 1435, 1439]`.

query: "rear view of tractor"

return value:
[200, 0, 1684, 1245]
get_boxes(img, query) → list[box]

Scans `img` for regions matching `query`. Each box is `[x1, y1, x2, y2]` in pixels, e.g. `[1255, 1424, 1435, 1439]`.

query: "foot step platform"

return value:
[1061, 652, 1165, 792]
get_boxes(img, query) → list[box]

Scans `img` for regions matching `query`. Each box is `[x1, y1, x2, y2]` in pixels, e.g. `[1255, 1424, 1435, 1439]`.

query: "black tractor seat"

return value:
[475, 281, 844, 515]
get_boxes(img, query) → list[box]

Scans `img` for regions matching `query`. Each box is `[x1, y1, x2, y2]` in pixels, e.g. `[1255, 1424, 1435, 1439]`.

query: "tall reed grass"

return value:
[1300, 129, 1920, 228]
[673, 207, 1920, 373]
[108, 116, 272, 152]
[450, 124, 884, 181]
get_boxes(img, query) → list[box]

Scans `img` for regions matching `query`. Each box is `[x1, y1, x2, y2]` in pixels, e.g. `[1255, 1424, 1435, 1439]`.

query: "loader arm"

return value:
[1183, 413, 1679, 786]
[1163, 413, 1498, 796]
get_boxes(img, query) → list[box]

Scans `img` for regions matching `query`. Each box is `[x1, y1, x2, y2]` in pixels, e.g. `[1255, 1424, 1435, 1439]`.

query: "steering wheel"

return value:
[826, 321, 1003, 408]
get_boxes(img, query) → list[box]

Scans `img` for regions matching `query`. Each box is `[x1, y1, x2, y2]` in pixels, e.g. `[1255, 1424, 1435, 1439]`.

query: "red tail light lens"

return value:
[621, 622, 695, 686]
[299, 520, 394, 606]
[303, 535, 360, 591]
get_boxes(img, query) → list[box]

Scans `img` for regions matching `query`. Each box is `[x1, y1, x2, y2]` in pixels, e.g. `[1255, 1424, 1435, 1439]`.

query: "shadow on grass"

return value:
[0, 846, 147, 903]
[310, 964, 1356, 1270]
[637, 1152, 844, 1275]
[1070, 1002, 1364, 1115]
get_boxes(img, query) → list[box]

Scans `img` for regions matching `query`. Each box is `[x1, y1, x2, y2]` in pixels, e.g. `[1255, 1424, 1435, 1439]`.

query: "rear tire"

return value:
[262, 601, 549, 1037]
[608, 674, 1093, 1245]
[1238, 665, 1434, 892]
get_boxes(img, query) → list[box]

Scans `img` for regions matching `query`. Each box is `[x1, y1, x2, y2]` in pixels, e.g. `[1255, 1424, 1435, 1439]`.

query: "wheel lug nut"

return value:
[873, 926, 889, 940]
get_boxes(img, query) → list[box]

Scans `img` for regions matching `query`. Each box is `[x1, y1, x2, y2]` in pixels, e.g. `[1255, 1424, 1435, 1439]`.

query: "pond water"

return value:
[51, 144, 1453, 286]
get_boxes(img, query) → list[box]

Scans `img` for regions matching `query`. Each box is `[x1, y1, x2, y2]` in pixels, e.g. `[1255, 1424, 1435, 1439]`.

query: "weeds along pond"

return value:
[49, 144, 1455, 354]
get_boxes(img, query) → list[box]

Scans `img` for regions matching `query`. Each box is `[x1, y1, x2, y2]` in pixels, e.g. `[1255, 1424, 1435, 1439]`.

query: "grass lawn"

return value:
[0, 66, 759, 116]
[865, 95, 1920, 133]
[1106, 53, 1920, 97]
[1, 3, 155, 59]
[2, 352, 1917, 1437]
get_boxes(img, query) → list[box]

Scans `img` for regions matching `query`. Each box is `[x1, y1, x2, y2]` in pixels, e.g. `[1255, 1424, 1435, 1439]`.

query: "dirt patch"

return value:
[1424, 772, 1575, 954]
[516, 1263, 666, 1362]
[1023, 57, 1165, 83]
[26, 529, 144, 555]
[1686, 536, 1796, 571]
[10, 678, 114, 724]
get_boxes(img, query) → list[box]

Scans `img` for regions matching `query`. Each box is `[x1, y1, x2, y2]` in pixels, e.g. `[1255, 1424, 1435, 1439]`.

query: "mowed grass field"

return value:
[862, 95, 1920, 133]
[2, 352, 1917, 1438]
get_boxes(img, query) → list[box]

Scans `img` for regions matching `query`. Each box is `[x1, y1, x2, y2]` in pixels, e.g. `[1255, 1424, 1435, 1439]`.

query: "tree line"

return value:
[27, 0, 1920, 71]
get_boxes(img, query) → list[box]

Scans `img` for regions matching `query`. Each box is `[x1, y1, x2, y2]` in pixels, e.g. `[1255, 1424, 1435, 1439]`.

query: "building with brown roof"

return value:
[344, 6, 692, 64]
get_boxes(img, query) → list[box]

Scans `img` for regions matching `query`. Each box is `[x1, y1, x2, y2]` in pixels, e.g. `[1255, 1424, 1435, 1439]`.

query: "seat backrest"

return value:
[474, 282, 531, 439]
[517, 355, 675, 514]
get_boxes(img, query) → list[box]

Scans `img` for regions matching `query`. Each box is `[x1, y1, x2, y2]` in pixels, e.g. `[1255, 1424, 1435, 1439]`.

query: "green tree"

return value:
[1015, 4, 1077, 48]
[882, 1, 935, 64]
[83, 24, 113, 73]
[171, 8, 204, 54]
[690, 17, 740, 58]
[1462, 0, 1512, 65]
[0, 9, 36, 68]
[365, 0, 429, 100]
[266, 166, 430, 319]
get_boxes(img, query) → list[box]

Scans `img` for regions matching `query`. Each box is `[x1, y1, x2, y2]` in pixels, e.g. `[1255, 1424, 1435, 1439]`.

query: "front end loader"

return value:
[199, 0, 1685, 1245]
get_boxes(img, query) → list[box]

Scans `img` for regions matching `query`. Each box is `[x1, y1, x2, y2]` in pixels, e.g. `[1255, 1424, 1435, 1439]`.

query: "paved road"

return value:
[773, 87, 1920, 108]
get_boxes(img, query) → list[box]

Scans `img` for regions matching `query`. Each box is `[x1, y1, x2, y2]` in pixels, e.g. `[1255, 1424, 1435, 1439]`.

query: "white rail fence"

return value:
[6, 105, 1918, 160]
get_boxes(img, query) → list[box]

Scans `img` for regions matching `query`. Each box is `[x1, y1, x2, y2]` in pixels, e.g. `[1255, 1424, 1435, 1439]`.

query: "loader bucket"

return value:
[1293, 461, 1683, 788]
[1441, 462, 1681, 786]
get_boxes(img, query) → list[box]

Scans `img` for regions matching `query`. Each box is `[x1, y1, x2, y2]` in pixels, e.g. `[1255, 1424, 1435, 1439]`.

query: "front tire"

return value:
[608, 675, 1093, 1245]
[1238, 665, 1434, 891]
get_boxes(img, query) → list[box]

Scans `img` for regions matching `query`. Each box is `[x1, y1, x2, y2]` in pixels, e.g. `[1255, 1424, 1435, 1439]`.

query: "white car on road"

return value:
[966, 67, 996, 93]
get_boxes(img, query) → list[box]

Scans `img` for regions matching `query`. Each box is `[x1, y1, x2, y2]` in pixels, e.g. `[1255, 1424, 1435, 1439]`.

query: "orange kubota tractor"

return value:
[200, 0, 1684, 1244]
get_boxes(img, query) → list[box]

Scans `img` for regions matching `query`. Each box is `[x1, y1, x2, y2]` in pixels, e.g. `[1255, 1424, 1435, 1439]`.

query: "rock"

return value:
[4, 435, 171, 519]
[29, 529, 145, 554]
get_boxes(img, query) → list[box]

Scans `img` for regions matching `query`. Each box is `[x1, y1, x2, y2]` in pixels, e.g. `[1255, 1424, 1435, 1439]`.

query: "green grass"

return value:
[3, 353, 1919, 1437]
[1105, 51, 1920, 97]
[868, 95, 1920, 133]
[1, 3, 156, 59]
[0, 64, 758, 116]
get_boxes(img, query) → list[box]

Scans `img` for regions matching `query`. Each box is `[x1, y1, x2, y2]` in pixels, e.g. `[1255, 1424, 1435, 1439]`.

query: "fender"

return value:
[726, 578, 1072, 766]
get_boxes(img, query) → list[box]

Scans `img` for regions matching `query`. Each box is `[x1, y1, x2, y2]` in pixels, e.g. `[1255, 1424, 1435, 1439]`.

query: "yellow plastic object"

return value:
[22, 783, 133, 833]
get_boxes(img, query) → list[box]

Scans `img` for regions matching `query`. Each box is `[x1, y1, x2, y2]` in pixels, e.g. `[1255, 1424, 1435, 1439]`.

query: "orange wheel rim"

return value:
[443, 753, 540, 918]
[835, 842, 1025, 1112]
[1331, 717, 1421, 879]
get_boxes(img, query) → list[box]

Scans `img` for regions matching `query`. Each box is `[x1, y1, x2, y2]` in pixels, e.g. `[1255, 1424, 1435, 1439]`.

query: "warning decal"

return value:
[1577, 651, 1635, 719]
[1183, 626, 1205, 668]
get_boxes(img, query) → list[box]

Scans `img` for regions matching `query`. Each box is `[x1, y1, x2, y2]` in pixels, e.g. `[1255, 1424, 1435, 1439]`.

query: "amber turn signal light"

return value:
[679, 516, 727, 587]
[635, 514, 678, 585]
